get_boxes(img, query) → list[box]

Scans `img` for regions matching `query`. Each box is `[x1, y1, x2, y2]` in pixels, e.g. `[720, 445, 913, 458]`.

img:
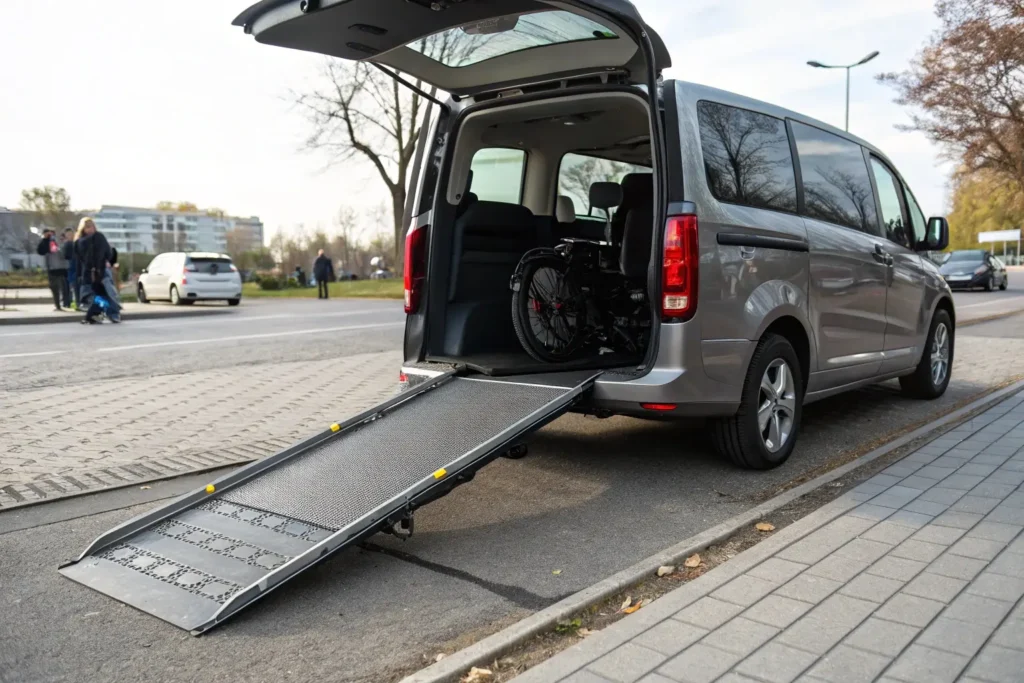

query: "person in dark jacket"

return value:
[60, 229, 78, 310]
[74, 217, 121, 324]
[36, 228, 70, 311]
[313, 249, 335, 299]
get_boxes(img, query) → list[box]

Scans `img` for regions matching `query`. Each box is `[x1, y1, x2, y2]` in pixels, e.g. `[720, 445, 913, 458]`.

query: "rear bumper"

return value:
[180, 285, 242, 300]
[401, 323, 745, 418]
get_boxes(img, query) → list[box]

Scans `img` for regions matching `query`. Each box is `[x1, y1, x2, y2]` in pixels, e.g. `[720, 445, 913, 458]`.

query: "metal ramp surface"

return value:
[59, 369, 597, 633]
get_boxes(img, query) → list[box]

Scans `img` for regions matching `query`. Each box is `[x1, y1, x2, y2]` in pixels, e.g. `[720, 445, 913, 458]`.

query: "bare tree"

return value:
[879, 0, 1024, 194]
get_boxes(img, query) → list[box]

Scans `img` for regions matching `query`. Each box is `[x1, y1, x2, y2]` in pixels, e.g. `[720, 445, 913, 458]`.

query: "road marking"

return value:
[96, 322, 406, 352]
[0, 350, 62, 360]
[957, 295, 1024, 310]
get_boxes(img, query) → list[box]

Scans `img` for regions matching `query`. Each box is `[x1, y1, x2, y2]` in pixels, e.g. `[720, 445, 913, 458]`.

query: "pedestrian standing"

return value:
[74, 217, 121, 324]
[36, 228, 70, 311]
[60, 229, 78, 310]
[313, 249, 334, 299]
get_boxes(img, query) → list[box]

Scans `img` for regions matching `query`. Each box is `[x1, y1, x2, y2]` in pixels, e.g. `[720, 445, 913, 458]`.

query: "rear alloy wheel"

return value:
[899, 309, 953, 399]
[985, 275, 994, 292]
[712, 334, 803, 470]
[1000, 277, 1008, 291]
[228, 298, 241, 306]
[169, 285, 182, 305]
[137, 284, 149, 304]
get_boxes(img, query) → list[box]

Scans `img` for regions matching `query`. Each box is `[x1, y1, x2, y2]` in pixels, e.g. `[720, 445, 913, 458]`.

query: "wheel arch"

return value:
[756, 312, 813, 393]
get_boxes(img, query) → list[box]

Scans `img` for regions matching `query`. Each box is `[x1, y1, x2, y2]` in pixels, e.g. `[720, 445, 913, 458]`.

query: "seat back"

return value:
[619, 203, 654, 279]
[611, 173, 653, 245]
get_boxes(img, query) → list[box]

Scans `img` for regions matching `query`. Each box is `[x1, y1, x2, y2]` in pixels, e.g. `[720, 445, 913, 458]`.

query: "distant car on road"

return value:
[940, 250, 1008, 291]
[137, 252, 242, 306]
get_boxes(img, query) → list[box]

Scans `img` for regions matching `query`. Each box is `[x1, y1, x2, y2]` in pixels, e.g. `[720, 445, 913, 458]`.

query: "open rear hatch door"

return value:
[232, 0, 670, 97]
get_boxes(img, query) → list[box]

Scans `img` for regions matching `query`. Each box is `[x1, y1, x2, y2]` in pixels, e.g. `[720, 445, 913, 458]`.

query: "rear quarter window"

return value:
[696, 101, 797, 213]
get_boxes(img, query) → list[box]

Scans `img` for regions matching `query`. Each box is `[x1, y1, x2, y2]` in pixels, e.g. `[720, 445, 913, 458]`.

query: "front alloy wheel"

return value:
[899, 309, 953, 399]
[930, 321, 950, 387]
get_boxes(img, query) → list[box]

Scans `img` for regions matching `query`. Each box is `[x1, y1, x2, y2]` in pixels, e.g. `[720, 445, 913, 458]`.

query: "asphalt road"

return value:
[2, 295, 1024, 683]
[0, 299, 407, 391]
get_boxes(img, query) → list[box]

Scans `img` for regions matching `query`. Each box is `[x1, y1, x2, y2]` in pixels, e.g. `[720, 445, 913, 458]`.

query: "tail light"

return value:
[404, 223, 428, 314]
[662, 215, 699, 320]
[181, 267, 190, 285]
[229, 264, 238, 272]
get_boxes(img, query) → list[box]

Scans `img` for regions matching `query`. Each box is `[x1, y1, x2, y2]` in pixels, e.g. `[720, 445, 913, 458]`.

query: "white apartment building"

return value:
[90, 206, 264, 254]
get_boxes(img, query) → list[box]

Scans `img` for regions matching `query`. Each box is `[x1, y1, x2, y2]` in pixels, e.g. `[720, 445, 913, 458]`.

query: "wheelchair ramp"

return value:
[59, 370, 597, 634]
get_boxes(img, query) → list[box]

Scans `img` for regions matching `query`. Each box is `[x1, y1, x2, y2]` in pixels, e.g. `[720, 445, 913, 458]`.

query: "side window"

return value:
[468, 148, 526, 204]
[696, 101, 797, 213]
[791, 121, 879, 234]
[557, 153, 650, 218]
[869, 158, 909, 248]
[149, 255, 164, 272]
[904, 188, 927, 246]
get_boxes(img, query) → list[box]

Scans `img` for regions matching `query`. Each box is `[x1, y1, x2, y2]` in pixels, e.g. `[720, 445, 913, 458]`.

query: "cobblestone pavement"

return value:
[0, 350, 401, 507]
[516, 392, 1024, 683]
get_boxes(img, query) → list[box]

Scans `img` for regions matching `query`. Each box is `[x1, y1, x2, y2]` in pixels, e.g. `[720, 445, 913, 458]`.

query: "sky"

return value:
[0, 0, 949, 244]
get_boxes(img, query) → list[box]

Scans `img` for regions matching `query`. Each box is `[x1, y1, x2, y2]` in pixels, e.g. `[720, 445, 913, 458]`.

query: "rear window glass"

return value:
[558, 153, 650, 218]
[189, 257, 234, 274]
[408, 10, 618, 68]
[946, 250, 985, 263]
[469, 148, 526, 204]
[697, 101, 797, 213]
[791, 121, 878, 234]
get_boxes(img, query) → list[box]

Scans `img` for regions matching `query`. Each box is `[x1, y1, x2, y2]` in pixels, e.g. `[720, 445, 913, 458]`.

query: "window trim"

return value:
[901, 183, 929, 250]
[694, 100, 800, 217]
[468, 146, 529, 205]
[867, 153, 911, 248]
[788, 119, 881, 237]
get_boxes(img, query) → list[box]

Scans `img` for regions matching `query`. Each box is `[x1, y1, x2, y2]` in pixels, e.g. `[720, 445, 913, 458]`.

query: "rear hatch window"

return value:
[189, 258, 235, 276]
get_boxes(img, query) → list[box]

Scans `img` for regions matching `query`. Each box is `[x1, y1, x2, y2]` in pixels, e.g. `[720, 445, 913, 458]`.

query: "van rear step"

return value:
[60, 369, 598, 633]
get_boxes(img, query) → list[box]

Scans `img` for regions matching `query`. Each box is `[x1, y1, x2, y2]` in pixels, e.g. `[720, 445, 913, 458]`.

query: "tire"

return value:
[228, 298, 240, 306]
[137, 284, 149, 304]
[899, 309, 953, 399]
[711, 334, 803, 470]
[984, 275, 994, 292]
[511, 254, 587, 363]
[169, 285, 182, 305]
[999, 277, 1008, 291]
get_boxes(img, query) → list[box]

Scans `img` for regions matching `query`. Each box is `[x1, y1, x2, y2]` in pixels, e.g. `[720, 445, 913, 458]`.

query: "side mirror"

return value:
[141, 268, 148, 274]
[918, 216, 949, 252]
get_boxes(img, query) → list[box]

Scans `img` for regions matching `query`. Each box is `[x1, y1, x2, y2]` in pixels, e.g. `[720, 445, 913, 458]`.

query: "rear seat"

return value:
[445, 200, 538, 355]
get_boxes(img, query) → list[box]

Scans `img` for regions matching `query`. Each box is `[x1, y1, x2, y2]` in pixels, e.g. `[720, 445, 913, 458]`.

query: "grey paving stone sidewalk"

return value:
[514, 391, 1024, 683]
[0, 350, 400, 507]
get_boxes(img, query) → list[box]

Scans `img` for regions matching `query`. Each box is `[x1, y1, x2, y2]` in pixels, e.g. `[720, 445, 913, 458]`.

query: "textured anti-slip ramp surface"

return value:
[61, 373, 589, 632]
[222, 376, 569, 529]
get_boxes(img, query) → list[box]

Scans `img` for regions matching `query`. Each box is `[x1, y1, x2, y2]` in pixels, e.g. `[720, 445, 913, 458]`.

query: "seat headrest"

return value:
[589, 182, 623, 212]
[620, 173, 653, 204]
[556, 196, 576, 223]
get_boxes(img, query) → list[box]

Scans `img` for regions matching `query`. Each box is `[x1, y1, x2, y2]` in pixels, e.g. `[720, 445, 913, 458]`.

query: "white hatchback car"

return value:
[137, 252, 242, 306]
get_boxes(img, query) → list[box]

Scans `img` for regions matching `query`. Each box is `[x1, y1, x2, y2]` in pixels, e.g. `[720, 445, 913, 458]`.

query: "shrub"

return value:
[258, 276, 283, 291]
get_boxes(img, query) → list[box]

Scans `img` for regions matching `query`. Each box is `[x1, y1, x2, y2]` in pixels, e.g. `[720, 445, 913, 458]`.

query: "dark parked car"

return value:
[940, 250, 1008, 291]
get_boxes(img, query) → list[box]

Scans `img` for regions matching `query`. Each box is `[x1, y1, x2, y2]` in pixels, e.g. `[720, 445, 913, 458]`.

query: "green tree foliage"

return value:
[19, 186, 74, 230]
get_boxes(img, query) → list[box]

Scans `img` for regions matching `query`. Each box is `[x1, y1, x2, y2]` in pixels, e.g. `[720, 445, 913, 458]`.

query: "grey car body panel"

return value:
[403, 79, 953, 417]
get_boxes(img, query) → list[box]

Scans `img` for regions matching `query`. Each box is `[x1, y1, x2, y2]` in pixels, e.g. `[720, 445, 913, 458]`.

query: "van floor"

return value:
[430, 350, 642, 377]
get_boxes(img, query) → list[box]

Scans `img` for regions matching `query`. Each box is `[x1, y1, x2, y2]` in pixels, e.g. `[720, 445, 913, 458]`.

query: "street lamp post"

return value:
[807, 51, 879, 132]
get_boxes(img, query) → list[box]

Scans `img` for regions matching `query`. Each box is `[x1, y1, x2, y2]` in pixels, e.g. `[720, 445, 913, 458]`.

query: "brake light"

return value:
[181, 268, 189, 285]
[229, 264, 238, 272]
[641, 403, 677, 411]
[404, 223, 429, 314]
[662, 215, 699, 320]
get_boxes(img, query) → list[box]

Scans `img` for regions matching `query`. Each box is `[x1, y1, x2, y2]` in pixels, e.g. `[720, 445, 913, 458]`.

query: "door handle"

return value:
[872, 244, 894, 266]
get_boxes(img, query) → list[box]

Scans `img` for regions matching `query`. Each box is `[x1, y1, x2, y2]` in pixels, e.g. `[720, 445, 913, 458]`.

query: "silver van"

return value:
[236, 0, 953, 470]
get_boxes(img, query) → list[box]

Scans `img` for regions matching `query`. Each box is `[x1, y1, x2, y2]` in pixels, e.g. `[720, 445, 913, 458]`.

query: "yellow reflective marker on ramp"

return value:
[433, 468, 447, 479]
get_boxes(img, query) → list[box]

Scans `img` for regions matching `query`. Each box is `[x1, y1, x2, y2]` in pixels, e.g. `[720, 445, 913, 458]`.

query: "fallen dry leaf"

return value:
[623, 599, 644, 614]
[552, 569, 562, 575]
[578, 628, 596, 637]
[684, 554, 702, 568]
[140, 486, 152, 490]
[434, 653, 446, 663]
[755, 522, 775, 532]
[462, 667, 493, 683]
[620, 596, 632, 611]
[656, 565, 675, 577]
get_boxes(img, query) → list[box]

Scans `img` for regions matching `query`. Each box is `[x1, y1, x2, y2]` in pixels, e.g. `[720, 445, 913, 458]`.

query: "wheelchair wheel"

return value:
[512, 255, 587, 363]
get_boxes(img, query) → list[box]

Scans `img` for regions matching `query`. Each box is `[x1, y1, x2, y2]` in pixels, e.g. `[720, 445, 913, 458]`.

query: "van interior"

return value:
[421, 91, 657, 375]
